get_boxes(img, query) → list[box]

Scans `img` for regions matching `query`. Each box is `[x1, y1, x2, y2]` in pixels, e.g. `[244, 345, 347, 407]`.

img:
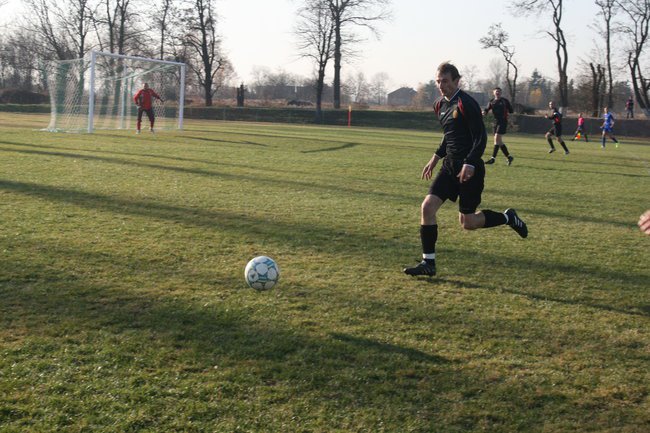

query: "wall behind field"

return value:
[2, 105, 649, 138]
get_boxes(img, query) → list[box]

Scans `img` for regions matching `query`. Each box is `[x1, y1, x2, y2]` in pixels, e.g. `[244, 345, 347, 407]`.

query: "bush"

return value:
[0, 89, 49, 104]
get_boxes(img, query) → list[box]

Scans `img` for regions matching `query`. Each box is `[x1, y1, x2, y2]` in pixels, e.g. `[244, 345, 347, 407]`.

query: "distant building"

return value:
[387, 87, 417, 106]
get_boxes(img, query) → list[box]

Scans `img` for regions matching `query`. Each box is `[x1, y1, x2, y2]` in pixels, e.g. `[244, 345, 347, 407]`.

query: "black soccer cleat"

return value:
[548, 148, 556, 154]
[485, 157, 496, 165]
[507, 156, 514, 166]
[403, 260, 436, 277]
[505, 208, 528, 238]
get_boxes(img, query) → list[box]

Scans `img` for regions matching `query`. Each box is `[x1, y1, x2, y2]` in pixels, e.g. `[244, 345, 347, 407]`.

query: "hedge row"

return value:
[183, 106, 440, 131]
[2, 104, 648, 137]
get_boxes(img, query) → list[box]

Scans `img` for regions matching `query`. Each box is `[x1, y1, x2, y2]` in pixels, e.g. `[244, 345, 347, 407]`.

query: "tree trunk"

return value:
[333, 26, 342, 109]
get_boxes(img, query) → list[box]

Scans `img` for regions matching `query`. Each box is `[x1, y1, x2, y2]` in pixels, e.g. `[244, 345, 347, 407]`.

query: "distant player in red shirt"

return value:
[133, 82, 163, 134]
[572, 113, 589, 142]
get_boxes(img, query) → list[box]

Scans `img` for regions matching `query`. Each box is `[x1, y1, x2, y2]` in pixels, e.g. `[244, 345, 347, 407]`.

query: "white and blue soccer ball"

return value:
[244, 256, 280, 291]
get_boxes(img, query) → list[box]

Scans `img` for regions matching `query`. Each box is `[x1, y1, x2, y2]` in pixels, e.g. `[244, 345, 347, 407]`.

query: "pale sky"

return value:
[3, 0, 610, 89]
[217, 0, 605, 88]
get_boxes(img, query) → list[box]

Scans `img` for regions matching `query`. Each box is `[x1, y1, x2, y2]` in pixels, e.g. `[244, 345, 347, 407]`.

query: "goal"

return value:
[45, 51, 186, 133]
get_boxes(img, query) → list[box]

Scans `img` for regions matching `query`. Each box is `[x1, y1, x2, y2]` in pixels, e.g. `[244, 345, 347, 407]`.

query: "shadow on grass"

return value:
[301, 142, 359, 153]
[330, 332, 448, 363]
[0, 140, 310, 178]
[0, 147, 418, 203]
[0, 179, 647, 316]
[2, 234, 646, 430]
[520, 154, 648, 171]
[188, 128, 429, 152]
[183, 135, 268, 146]
[0, 242, 463, 429]
[436, 276, 650, 318]
[510, 162, 648, 179]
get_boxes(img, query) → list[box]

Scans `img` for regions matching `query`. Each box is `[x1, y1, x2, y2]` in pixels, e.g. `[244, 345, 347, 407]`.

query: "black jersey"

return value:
[484, 97, 513, 122]
[548, 108, 562, 126]
[433, 89, 487, 166]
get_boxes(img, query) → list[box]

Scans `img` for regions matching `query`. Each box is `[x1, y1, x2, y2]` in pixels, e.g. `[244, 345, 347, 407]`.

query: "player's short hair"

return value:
[493, 87, 502, 91]
[437, 62, 461, 81]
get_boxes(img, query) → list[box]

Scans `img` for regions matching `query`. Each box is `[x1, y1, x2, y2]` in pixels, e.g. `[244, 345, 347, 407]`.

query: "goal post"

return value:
[45, 51, 186, 133]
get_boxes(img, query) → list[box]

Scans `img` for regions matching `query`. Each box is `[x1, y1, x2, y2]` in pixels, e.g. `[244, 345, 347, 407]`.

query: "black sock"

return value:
[547, 137, 555, 148]
[613, 137, 619, 143]
[420, 224, 437, 260]
[491, 145, 499, 158]
[482, 210, 508, 228]
[560, 140, 569, 152]
[500, 144, 510, 157]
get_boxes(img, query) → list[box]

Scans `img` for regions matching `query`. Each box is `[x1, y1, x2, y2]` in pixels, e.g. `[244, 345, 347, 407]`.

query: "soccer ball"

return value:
[244, 256, 280, 291]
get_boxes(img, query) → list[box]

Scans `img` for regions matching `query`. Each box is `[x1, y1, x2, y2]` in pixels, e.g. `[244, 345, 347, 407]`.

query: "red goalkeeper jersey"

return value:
[133, 88, 161, 110]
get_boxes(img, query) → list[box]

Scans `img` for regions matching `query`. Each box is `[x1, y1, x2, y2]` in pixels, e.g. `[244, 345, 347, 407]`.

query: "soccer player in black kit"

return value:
[483, 87, 514, 165]
[404, 62, 528, 277]
[545, 101, 570, 154]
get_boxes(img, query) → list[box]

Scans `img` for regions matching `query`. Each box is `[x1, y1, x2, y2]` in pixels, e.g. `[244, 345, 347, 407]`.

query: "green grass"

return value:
[0, 113, 649, 432]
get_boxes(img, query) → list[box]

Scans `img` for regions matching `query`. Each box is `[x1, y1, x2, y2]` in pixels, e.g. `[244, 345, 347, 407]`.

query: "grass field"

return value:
[0, 113, 649, 432]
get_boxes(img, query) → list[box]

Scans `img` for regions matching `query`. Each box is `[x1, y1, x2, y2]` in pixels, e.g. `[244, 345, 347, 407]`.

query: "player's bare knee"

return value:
[459, 213, 481, 230]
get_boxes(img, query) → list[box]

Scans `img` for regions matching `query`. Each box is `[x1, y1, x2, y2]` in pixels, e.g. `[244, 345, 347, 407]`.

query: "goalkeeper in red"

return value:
[134, 82, 163, 134]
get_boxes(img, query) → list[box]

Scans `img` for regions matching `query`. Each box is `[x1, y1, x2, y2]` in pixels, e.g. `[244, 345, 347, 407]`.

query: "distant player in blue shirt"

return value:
[600, 107, 619, 149]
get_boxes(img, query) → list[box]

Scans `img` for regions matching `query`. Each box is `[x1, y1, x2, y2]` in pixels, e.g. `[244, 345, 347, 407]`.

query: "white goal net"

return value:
[45, 51, 185, 133]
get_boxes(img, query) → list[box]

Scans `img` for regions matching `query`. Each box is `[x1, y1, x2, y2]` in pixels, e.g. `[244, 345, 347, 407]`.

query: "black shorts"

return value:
[428, 158, 485, 214]
[547, 124, 562, 137]
[494, 121, 508, 135]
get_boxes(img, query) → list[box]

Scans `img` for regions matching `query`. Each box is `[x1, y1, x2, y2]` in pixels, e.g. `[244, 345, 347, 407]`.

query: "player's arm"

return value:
[422, 145, 443, 180]
[152, 90, 164, 102]
[482, 101, 492, 116]
[133, 90, 141, 106]
[506, 99, 514, 113]
[462, 96, 487, 167]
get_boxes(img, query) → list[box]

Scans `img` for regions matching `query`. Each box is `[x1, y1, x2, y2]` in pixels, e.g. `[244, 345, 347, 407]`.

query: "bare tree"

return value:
[479, 23, 519, 105]
[512, 0, 569, 110]
[488, 58, 506, 89]
[20, 0, 93, 62]
[617, 0, 650, 114]
[345, 71, 370, 103]
[325, 0, 391, 109]
[594, 0, 618, 108]
[295, 0, 335, 119]
[182, 0, 226, 106]
[154, 0, 178, 60]
[92, 0, 142, 55]
[369, 71, 389, 104]
[460, 65, 479, 91]
[589, 62, 606, 116]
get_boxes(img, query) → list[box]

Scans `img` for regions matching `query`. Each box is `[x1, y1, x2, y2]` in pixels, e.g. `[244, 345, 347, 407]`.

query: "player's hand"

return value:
[638, 210, 650, 235]
[421, 157, 439, 180]
[457, 164, 475, 183]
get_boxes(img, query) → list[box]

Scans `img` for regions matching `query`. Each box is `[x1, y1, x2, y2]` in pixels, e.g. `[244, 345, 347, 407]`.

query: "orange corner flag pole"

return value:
[348, 105, 352, 127]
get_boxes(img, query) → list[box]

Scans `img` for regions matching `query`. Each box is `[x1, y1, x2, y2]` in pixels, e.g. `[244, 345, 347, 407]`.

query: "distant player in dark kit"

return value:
[600, 106, 620, 148]
[134, 82, 164, 134]
[403, 62, 528, 278]
[544, 101, 570, 155]
[483, 87, 515, 165]
[572, 113, 589, 142]
[626, 96, 634, 119]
